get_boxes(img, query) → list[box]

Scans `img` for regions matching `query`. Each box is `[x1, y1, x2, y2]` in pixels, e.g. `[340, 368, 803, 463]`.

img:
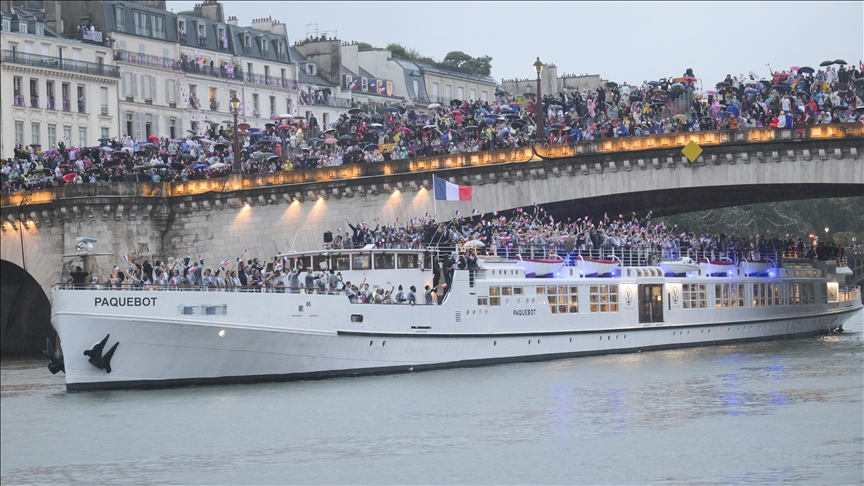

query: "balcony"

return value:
[13, 95, 26, 107]
[197, 36, 207, 47]
[245, 72, 291, 89]
[62, 99, 71, 112]
[78, 102, 86, 114]
[2, 49, 120, 78]
[209, 99, 220, 112]
[114, 49, 182, 72]
[30, 96, 40, 108]
[181, 60, 244, 81]
[101, 105, 109, 116]
[47, 98, 58, 110]
[179, 31, 188, 43]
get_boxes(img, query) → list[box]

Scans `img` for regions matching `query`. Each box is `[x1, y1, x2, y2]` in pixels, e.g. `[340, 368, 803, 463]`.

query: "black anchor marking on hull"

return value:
[43, 337, 65, 374]
[83, 334, 119, 373]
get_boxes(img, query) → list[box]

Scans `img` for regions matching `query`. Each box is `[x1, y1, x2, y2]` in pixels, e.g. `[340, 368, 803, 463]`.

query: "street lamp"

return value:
[534, 57, 544, 142]
[230, 94, 241, 172]
[824, 226, 829, 242]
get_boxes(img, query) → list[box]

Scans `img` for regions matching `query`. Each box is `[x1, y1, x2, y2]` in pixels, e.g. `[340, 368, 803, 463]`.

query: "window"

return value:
[252, 93, 259, 112]
[470, 88, 476, 100]
[29, 78, 39, 108]
[101, 127, 109, 139]
[35, 23, 44, 36]
[545, 285, 579, 314]
[351, 254, 371, 271]
[374, 253, 395, 270]
[413, 79, 419, 96]
[481, 90, 488, 102]
[152, 15, 165, 39]
[78, 127, 87, 146]
[714, 283, 745, 308]
[264, 65, 270, 78]
[260, 37, 268, 53]
[134, 11, 149, 36]
[142, 75, 153, 100]
[19, 21, 27, 33]
[277, 42, 284, 55]
[397, 254, 419, 269]
[2, 18, 11, 32]
[682, 284, 707, 309]
[432, 82, 439, 99]
[168, 117, 177, 138]
[589, 285, 618, 313]
[165, 79, 176, 104]
[489, 286, 500, 306]
[244, 35, 251, 49]
[100, 87, 108, 115]
[115, 5, 125, 29]
[457, 86, 464, 100]
[76, 85, 86, 113]
[47, 124, 56, 146]
[63, 126, 71, 143]
[14, 121, 24, 145]
[445, 84, 452, 101]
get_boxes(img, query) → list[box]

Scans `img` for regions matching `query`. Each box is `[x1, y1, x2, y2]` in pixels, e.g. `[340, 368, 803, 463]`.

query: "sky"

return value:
[167, 1, 863, 88]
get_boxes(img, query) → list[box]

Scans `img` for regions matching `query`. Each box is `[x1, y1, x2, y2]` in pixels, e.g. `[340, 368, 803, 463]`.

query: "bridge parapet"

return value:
[2, 124, 861, 211]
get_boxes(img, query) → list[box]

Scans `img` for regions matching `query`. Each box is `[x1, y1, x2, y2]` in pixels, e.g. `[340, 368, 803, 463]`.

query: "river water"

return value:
[2, 311, 862, 485]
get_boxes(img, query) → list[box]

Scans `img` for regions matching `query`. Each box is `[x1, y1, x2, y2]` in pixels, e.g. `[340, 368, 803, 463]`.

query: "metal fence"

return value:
[2, 49, 120, 78]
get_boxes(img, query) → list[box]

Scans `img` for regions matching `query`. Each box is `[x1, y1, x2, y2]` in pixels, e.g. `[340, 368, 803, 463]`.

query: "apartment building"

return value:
[0, 5, 119, 155]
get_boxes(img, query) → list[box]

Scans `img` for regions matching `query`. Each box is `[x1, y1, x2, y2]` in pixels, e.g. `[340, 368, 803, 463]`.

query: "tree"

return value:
[386, 43, 409, 60]
[443, 51, 472, 68]
[357, 42, 374, 51]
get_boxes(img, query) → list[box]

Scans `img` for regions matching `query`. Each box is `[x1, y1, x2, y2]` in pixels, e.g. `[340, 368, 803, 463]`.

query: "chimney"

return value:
[198, 0, 224, 23]
[251, 15, 273, 33]
[226, 15, 238, 26]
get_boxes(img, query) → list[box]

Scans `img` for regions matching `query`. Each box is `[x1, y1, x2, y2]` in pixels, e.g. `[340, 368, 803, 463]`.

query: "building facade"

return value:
[0, 5, 120, 156]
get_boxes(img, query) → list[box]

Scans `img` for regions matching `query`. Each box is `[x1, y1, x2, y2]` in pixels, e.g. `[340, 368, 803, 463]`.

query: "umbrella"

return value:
[483, 117, 497, 124]
[324, 138, 338, 144]
[510, 120, 525, 128]
[86, 167, 103, 173]
[170, 162, 185, 170]
[465, 125, 479, 131]
[629, 94, 642, 101]
[423, 125, 437, 130]
[348, 108, 362, 114]
[522, 92, 536, 97]
[672, 114, 688, 121]
[364, 144, 378, 151]
[224, 157, 234, 162]
[191, 163, 208, 170]
[148, 135, 159, 142]
[385, 106, 399, 112]
[450, 99, 462, 107]
[266, 155, 280, 163]
[98, 137, 111, 142]
[463, 240, 486, 248]
[834, 59, 847, 65]
[209, 163, 227, 169]
[264, 122, 276, 127]
[214, 143, 227, 150]
[63, 173, 75, 182]
[277, 124, 291, 130]
[648, 81, 661, 87]
[339, 134, 354, 141]
[275, 113, 291, 120]
[100, 146, 114, 152]
[397, 126, 412, 133]
[369, 123, 383, 128]
[149, 163, 170, 169]
[819, 60, 833, 67]
[237, 123, 251, 130]
[605, 81, 618, 88]
[428, 103, 441, 109]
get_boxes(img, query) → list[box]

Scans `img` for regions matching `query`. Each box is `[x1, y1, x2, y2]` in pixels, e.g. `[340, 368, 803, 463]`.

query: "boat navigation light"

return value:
[727, 270, 734, 277]
[218, 330, 227, 337]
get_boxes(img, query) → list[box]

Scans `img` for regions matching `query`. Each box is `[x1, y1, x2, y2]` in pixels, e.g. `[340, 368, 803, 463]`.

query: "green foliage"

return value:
[357, 42, 375, 51]
[382, 44, 493, 76]
[656, 197, 864, 246]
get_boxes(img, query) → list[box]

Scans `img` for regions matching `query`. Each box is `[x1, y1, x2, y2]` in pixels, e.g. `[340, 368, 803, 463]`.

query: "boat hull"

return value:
[54, 304, 860, 391]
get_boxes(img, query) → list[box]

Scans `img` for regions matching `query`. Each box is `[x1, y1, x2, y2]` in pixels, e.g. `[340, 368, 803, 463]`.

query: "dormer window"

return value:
[306, 63, 316, 76]
[115, 5, 124, 29]
[19, 21, 27, 33]
[244, 34, 251, 48]
[259, 37, 267, 53]
[35, 23, 43, 36]
[2, 18, 10, 32]
[277, 42, 284, 55]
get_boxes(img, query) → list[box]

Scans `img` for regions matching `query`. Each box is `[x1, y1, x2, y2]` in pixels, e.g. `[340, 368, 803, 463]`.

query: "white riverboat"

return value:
[48, 243, 861, 391]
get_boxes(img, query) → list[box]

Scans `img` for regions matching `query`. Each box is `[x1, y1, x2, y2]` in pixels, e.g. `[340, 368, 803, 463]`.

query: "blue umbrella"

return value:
[385, 106, 399, 112]
[248, 128, 262, 133]
[727, 104, 740, 117]
[192, 163, 208, 170]
[483, 117, 497, 124]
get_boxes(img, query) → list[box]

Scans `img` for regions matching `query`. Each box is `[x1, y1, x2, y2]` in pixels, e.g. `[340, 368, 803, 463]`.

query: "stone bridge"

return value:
[1, 123, 862, 354]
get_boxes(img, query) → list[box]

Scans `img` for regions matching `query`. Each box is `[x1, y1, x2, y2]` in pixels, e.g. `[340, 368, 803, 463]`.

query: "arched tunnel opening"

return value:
[1, 260, 53, 357]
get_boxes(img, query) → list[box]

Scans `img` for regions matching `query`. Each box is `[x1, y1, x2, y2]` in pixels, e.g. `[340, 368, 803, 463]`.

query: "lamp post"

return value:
[533, 57, 544, 143]
[230, 94, 241, 172]
[824, 226, 829, 242]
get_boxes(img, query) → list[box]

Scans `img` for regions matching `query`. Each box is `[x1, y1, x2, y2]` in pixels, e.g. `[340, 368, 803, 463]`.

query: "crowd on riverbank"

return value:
[4, 61, 862, 193]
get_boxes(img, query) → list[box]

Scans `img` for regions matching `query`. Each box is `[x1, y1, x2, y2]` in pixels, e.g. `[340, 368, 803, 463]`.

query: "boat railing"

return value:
[55, 282, 352, 294]
[476, 245, 784, 267]
[838, 285, 861, 303]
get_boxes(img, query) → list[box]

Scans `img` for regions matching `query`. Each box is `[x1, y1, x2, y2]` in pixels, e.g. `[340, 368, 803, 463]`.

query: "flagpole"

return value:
[432, 174, 437, 219]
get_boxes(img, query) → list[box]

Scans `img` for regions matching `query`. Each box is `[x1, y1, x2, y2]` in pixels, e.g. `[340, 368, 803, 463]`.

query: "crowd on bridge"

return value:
[4, 60, 862, 193]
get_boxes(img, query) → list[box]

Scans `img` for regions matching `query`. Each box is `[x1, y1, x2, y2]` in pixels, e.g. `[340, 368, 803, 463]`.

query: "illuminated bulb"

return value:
[218, 330, 227, 337]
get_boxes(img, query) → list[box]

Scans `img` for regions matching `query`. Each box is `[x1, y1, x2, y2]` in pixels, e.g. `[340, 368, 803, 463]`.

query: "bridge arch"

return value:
[0, 260, 52, 356]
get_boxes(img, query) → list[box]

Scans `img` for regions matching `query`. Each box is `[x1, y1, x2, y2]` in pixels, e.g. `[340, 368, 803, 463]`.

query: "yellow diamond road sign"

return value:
[682, 140, 702, 163]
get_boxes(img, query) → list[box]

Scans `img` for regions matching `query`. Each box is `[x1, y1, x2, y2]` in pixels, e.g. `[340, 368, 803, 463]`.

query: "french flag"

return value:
[433, 175, 471, 201]
[777, 113, 794, 128]
[378, 81, 387, 94]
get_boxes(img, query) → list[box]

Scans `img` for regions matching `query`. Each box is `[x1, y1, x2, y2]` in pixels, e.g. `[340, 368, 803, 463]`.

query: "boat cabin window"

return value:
[682, 284, 707, 309]
[535, 286, 546, 295]
[488, 286, 500, 306]
[397, 253, 420, 269]
[501, 286, 512, 296]
[291, 255, 311, 271]
[350, 314, 363, 323]
[477, 297, 488, 306]
[589, 285, 619, 313]
[512, 287, 523, 295]
[374, 253, 396, 270]
[547, 285, 579, 314]
[714, 283, 745, 308]
[352, 254, 371, 271]
[333, 254, 350, 270]
[754, 283, 781, 306]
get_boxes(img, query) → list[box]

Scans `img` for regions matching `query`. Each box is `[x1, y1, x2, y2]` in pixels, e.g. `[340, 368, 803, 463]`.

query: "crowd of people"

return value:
[64, 206, 845, 307]
[3, 61, 862, 193]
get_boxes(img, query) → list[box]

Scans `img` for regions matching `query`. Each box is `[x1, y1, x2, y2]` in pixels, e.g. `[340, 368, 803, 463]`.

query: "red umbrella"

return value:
[398, 126, 412, 132]
[148, 135, 159, 142]
[237, 122, 251, 130]
[63, 173, 75, 182]
[277, 124, 291, 130]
